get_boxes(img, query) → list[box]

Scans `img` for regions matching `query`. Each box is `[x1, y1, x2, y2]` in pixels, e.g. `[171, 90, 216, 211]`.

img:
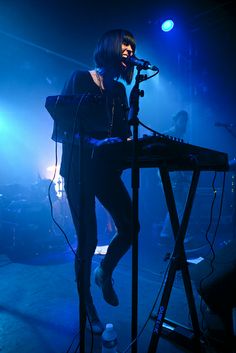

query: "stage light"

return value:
[45, 164, 59, 181]
[45, 165, 62, 197]
[46, 165, 59, 173]
[161, 19, 174, 32]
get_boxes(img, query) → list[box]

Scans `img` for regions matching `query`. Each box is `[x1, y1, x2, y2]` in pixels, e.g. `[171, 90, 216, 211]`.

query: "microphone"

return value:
[215, 122, 236, 128]
[124, 55, 159, 72]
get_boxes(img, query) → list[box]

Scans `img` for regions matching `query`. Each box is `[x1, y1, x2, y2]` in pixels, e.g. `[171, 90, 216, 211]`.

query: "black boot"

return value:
[75, 259, 104, 335]
[86, 294, 104, 335]
[94, 265, 119, 306]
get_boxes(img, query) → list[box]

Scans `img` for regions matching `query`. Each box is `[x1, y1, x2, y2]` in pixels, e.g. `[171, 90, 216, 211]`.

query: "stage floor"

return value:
[0, 228, 233, 353]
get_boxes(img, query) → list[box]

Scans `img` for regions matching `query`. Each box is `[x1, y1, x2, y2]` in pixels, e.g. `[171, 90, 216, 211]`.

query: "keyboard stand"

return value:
[147, 167, 203, 353]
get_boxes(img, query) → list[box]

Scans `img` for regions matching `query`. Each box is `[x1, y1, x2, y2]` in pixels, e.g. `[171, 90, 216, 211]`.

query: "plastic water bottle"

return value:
[102, 323, 117, 353]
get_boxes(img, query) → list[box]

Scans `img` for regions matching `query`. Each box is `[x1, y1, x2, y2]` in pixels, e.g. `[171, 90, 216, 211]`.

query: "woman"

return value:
[53, 29, 137, 334]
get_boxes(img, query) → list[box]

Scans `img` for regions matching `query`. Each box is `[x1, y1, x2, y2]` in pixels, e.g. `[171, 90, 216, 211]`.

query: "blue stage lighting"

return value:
[161, 19, 174, 32]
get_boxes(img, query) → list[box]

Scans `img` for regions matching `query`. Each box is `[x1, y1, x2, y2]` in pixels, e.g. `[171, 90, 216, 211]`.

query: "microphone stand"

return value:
[128, 66, 145, 353]
[78, 129, 86, 353]
[68, 102, 87, 353]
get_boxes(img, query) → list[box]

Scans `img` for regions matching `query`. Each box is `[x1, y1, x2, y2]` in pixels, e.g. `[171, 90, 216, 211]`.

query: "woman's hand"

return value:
[87, 137, 123, 147]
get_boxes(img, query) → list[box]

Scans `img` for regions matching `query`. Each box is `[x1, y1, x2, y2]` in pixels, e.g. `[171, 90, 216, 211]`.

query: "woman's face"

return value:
[122, 44, 134, 58]
[121, 43, 134, 68]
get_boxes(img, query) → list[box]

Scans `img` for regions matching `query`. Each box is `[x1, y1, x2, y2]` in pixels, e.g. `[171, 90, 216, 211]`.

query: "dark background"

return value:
[0, 4, 235, 351]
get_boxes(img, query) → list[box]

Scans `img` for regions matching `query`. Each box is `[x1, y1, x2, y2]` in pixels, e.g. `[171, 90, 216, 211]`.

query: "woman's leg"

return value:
[64, 169, 104, 333]
[65, 170, 97, 294]
[95, 171, 134, 274]
[94, 171, 140, 306]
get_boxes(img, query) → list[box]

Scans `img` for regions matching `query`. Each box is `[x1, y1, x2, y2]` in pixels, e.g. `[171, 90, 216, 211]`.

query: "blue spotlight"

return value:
[161, 19, 174, 32]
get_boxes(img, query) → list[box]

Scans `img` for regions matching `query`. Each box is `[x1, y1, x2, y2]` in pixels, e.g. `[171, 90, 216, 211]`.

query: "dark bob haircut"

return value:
[93, 29, 136, 84]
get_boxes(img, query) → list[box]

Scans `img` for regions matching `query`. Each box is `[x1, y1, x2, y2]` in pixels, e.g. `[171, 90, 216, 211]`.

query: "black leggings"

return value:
[64, 161, 135, 297]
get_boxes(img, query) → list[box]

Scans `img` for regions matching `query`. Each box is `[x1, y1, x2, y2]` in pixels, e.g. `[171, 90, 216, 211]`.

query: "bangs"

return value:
[94, 29, 136, 84]
[122, 33, 136, 53]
